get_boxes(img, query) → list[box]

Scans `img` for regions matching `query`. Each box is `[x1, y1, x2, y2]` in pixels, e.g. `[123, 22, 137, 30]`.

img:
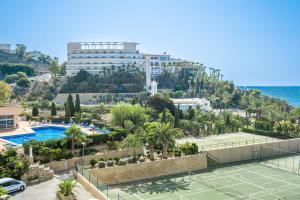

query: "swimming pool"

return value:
[0, 126, 67, 144]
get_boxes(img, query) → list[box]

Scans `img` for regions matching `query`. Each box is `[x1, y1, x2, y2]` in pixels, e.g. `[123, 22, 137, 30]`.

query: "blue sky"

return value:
[1, 0, 300, 86]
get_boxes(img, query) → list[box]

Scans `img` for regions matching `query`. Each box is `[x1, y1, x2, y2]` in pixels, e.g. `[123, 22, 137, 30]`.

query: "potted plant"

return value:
[0, 187, 9, 200]
[57, 179, 76, 200]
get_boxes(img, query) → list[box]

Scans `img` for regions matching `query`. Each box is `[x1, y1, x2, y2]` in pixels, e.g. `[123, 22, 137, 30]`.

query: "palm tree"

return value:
[156, 122, 182, 159]
[64, 125, 81, 155]
[144, 122, 161, 161]
[120, 133, 143, 161]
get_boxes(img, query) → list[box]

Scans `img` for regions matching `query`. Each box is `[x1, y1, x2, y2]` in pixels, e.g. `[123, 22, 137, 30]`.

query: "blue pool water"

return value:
[240, 86, 300, 107]
[0, 126, 67, 144]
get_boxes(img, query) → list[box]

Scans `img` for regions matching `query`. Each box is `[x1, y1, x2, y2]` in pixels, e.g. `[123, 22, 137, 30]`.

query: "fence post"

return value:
[107, 185, 109, 198]
[293, 157, 295, 172]
[89, 171, 91, 182]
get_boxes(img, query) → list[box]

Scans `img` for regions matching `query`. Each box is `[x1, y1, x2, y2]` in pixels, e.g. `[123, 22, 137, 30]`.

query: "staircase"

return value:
[22, 163, 54, 183]
[205, 152, 219, 168]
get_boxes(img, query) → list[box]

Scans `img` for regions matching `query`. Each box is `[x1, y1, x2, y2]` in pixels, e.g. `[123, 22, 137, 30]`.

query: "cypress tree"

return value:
[131, 98, 137, 105]
[32, 105, 39, 117]
[75, 94, 81, 113]
[51, 102, 57, 116]
[67, 94, 75, 116]
[188, 106, 195, 120]
[64, 101, 70, 122]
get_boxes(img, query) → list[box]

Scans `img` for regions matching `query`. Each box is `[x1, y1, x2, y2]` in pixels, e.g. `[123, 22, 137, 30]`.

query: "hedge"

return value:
[0, 62, 34, 76]
[242, 127, 293, 139]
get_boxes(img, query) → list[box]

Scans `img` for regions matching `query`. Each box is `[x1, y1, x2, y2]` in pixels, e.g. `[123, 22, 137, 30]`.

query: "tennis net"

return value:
[259, 145, 300, 174]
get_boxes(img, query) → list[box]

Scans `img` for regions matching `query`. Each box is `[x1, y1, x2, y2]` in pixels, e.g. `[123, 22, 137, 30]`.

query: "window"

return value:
[0, 115, 15, 128]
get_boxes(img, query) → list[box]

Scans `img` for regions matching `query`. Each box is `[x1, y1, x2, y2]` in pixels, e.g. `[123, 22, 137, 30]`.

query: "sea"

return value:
[239, 86, 300, 107]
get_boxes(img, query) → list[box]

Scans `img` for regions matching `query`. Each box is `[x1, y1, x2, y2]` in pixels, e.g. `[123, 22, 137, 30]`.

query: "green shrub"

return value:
[180, 142, 198, 155]
[58, 179, 74, 196]
[90, 159, 97, 167]
[4, 74, 19, 83]
[0, 148, 30, 179]
[174, 149, 181, 157]
[113, 156, 120, 163]
[108, 130, 126, 141]
[0, 187, 8, 196]
[87, 134, 108, 145]
[0, 62, 34, 76]
[98, 161, 106, 168]
[107, 141, 118, 150]
[242, 127, 292, 139]
[16, 77, 31, 88]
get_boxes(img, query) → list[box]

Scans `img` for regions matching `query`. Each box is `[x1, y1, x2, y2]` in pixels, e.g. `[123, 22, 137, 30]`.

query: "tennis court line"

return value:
[233, 165, 298, 186]
[112, 163, 300, 200]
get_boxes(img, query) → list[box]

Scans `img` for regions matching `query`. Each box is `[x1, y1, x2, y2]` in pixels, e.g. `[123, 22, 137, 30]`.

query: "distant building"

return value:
[0, 104, 21, 129]
[66, 42, 142, 76]
[0, 43, 11, 53]
[172, 98, 212, 112]
[66, 41, 195, 82]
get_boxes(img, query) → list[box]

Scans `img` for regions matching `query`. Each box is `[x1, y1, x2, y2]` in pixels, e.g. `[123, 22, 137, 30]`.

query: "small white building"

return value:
[150, 81, 158, 96]
[172, 98, 212, 112]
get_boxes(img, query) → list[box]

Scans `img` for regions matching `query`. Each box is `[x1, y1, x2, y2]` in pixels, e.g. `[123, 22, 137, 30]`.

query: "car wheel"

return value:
[19, 186, 25, 191]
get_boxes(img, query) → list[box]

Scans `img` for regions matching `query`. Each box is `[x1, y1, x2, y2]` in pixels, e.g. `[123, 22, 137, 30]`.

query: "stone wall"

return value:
[46, 147, 143, 171]
[90, 154, 207, 185]
[22, 164, 54, 184]
[206, 138, 300, 164]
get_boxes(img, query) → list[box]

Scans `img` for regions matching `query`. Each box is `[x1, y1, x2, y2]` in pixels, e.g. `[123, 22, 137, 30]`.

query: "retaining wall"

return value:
[74, 172, 108, 200]
[206, 138, 300, 164]
[90, 154, 207, 185]
[46, 147, 143, 171]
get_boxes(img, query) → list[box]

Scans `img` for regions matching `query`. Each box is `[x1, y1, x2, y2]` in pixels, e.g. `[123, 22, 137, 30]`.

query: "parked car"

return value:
[0, 178, 26, 193]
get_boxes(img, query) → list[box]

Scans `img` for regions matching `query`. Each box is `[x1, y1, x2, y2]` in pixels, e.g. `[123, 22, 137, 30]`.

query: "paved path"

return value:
[11, 175, 96, 200]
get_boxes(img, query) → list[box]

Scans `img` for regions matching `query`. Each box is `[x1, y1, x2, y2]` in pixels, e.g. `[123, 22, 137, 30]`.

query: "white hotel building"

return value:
[66, 42, 194, 91]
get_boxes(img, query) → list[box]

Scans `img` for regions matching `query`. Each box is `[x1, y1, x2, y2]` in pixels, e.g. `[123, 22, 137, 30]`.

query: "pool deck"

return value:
[0, 121, 98, 148]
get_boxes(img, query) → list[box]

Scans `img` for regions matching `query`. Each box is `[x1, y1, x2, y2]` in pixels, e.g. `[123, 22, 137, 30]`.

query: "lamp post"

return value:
[82, 142, 86, 157]
[29, 145, 33, 163]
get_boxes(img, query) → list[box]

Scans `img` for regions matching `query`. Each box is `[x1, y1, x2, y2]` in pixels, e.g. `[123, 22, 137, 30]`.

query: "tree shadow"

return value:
[120, 176, 191, 195]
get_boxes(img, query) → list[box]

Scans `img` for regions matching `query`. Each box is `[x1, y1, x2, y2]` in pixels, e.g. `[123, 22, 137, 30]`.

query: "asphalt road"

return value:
[10, 174, 96, 200]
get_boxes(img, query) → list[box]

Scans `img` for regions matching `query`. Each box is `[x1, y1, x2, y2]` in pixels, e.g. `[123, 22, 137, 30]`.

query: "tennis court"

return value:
[177, 132, 280, 151]
[108, 161, 300, 200]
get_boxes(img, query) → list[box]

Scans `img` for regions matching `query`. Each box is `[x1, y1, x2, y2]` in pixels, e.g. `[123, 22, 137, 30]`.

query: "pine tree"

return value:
[75, 94, 81, 113]
[51, 102, 57, 116]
